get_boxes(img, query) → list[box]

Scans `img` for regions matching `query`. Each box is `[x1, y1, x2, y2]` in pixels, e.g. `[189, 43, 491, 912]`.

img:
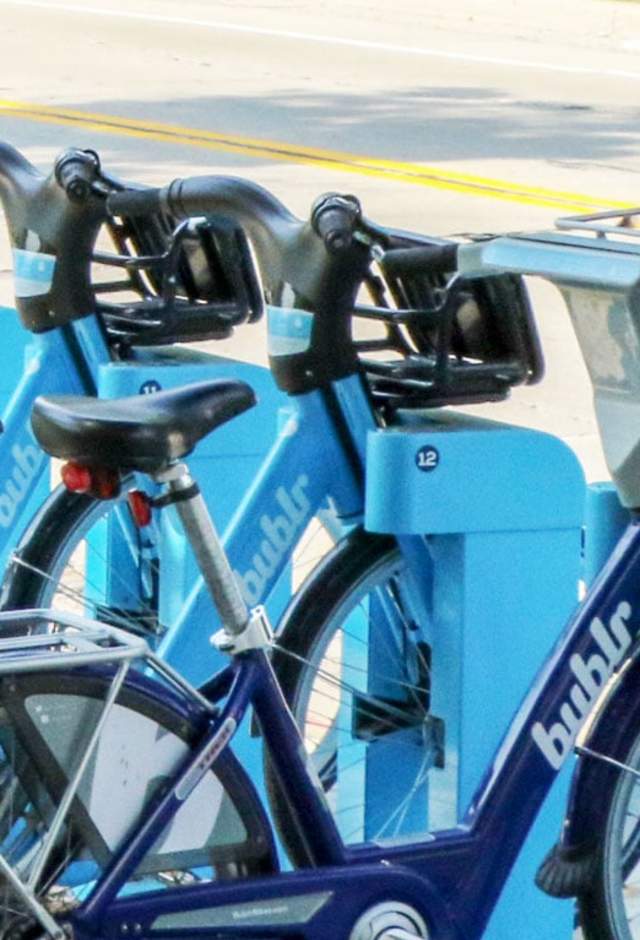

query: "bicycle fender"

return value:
[538, 643, 640, 896]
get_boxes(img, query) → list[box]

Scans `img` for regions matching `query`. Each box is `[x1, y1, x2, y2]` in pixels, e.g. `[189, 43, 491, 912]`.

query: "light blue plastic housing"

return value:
[365, 411, 585, 535]
[365, 411, 586, 940]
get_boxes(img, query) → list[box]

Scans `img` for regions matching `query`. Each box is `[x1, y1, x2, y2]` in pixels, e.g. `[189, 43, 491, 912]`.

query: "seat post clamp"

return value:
[212, 605, 274, 655]
[150, 482, 200, 509]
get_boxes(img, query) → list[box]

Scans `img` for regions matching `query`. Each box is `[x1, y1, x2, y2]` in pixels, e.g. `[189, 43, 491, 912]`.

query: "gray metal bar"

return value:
[27, 659, 130, 890]
[156, 466, 249, 636]
[556, 206, 640, 238]
[146, 652, 217, 713]
[575, 744, 640, 781]
[0, 646, 140, 675]
[0, 607, 150, 645]
[0, 851, 65, 940]
[0, 609, 149, 675]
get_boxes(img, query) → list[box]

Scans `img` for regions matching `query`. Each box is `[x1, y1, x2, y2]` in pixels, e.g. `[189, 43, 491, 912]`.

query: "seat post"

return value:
[155, 462, 249, 636]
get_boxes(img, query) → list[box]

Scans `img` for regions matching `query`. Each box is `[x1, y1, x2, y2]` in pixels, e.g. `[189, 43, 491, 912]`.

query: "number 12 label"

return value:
[415, 445, 440, 472]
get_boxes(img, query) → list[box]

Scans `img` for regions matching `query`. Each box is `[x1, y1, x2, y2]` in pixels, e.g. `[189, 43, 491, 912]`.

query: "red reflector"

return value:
[60, 463, 120, 500]
[61, 462, 92, 493]
[128, 490, 152, 527]
[93, 468, 120, 500]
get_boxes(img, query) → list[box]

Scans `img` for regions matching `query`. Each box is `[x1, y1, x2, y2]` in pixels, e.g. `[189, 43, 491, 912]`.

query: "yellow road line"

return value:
[0, 98, 632, 213]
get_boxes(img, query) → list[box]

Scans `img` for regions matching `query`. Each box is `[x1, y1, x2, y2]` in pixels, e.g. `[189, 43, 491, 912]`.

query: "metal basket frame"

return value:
[556, 206, 640, 243]
[0, 609, 213, 938]
[354, 235, 544, 414]
[93, 212, 263, 347]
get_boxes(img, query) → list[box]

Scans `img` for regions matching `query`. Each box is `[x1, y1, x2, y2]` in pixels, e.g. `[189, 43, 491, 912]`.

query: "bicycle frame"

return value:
[35, 512, 637, 940]
[0, 314, 108, 571]
[158, 373, 371, 680]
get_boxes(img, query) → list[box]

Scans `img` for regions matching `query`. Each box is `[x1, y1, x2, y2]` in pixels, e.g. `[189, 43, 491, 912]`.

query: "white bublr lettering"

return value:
[234, 475, 311, 605]
[532, 601, 634, 769]
[0, 442, 44, 529]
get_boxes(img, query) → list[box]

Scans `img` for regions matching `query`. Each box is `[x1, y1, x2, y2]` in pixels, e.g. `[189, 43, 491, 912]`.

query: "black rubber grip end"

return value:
[107, 186, 163, 217]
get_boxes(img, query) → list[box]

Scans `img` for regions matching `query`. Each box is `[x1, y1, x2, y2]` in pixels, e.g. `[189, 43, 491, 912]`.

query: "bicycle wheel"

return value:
[266, 529, 437, 862]
[0, 480, 336, 643]
[579, 732, 640, 939]
[0, 669, 275, 938]
[0, 480, 162, 638]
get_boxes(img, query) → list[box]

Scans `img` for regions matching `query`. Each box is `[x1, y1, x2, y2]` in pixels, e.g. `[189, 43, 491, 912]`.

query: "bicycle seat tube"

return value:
[154, 461, 249, 636]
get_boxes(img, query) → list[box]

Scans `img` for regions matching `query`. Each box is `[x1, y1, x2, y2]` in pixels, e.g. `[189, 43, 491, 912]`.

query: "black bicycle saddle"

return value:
[31, 380, 256, 472]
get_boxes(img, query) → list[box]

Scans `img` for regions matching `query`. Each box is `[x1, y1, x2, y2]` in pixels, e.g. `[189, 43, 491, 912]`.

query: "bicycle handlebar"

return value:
[0, 143, 111, 334]
[105, 171, 463, 277]
[310, 193, 361, 254]
[380, 242, 458, 277]
[0, 139, 462, 343]
[107, 181, 365, 257]
[106, 185, 162, 217]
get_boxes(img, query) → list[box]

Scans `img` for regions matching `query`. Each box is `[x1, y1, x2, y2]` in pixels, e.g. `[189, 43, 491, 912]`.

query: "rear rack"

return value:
[0, 608, 147, 672]
[0, 608, 216, 938]
[0, 608, 213, 710]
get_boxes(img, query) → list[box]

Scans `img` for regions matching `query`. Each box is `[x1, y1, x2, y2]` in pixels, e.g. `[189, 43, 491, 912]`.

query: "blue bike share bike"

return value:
[0, 141, 535, 652]
[0, 143, 545, 854]
[0, 163, 640, 938]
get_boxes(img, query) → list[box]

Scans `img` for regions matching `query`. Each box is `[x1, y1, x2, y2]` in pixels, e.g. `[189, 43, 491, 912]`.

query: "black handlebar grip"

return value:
[54, 148, 100, 204]
[106, 186, 164, 217]
[311, 193, 362, 254]
[381, 242, 458, 277]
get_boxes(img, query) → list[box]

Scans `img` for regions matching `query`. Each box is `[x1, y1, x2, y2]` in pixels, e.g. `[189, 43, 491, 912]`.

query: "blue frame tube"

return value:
[158, 388, 363, 672]
[103, 862, 454, 940]
[0, 323, 105, 564]
[252, 649, 347, 867]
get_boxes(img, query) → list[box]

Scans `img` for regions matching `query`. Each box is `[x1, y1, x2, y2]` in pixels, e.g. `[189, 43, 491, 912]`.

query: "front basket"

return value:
[355, 232, 544, 413]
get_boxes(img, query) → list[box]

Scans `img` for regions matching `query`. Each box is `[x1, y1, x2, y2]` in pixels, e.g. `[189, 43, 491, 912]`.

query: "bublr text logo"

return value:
[415, 445, 439, 472]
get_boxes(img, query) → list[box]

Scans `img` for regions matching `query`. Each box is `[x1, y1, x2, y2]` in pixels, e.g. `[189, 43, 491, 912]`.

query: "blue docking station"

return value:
[365, 410, 587, 940]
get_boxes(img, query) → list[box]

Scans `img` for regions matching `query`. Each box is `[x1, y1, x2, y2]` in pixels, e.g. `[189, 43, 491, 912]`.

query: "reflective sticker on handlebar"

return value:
[267, 305, 313, 357]
[12, 249, 56, 298]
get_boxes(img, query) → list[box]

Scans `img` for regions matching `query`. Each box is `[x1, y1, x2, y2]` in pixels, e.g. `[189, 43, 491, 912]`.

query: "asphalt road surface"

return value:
[2, 0, 640, 478]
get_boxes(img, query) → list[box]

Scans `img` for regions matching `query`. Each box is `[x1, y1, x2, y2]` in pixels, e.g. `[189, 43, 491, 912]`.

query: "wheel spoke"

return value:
[267, 538, 436, 856]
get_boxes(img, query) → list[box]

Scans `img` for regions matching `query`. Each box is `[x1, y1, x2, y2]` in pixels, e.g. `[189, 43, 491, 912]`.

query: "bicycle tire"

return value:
[265, 528, 436, 863]
[578, 730, 640, 940]
[0, 668, 275, 937]
[0, 480, 162, 637]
